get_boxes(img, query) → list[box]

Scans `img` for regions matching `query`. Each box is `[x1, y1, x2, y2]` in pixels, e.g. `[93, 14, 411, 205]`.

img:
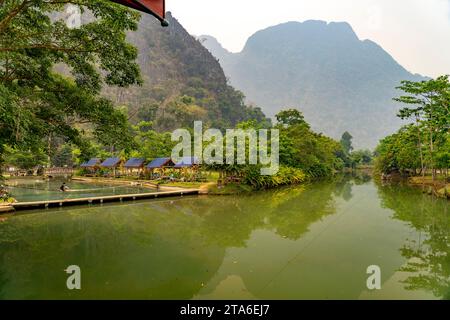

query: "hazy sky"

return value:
[166, 0, 450, 78]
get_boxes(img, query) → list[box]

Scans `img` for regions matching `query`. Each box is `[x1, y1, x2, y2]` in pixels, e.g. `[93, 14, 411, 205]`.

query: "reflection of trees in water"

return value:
[265, 182, 338, 240]
[332, 172, 372, 202]
[351, 171, 372, 185]
[195, 176, 355, 243]
[377, 183, 450, 299]
[334, 177, 354, 202]
[0, 176, 359, 299]
[0, 206, 227, 299]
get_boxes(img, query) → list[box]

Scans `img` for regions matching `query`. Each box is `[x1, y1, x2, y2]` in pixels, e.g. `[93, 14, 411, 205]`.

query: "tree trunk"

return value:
[416, 118, 425, 179]
[429, 109, 435, 182]
[0, 148, 4, 179]
[47, 135, 52, 168]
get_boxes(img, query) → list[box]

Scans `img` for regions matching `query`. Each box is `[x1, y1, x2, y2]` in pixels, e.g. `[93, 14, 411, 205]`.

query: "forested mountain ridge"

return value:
[103, 12, 269, 131]
[200, 20, 427, 148]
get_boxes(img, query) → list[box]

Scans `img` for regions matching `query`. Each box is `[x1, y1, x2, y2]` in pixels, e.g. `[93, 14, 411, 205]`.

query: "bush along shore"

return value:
[374, 76, 449, 199]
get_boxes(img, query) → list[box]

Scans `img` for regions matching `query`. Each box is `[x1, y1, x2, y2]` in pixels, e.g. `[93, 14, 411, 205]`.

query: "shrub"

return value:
[242, 165, 306, 190]
[75, 168, 90, 176]
[0, 187, 15, 204]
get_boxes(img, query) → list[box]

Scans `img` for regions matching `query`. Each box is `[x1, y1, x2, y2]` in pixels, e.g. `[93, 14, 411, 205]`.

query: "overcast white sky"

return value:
[166, 0, 450, 78]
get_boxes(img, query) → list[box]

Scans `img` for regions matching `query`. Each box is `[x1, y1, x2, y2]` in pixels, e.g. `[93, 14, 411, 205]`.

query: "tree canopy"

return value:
[340, 131, 353, 155]
[375, 76, 450, 178]
[275, 109, 307, 127]
[0, 0, 142, 168]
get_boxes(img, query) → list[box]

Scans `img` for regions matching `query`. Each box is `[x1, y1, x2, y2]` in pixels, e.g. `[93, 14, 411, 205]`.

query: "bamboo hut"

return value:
[173, 157, 201, 180]
[80, 158, 101, 175]
[100, 157, 123, 177]
[173, 157, 200, 169]
[80, 158, 101, 168]
[146, 157, 175, 179]
[124, 158, 146, 176]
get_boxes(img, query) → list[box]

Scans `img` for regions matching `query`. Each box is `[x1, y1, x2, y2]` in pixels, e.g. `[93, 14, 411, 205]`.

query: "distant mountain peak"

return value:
[198, 35, 229, 51]
[201, 21, 425, 148]
[197, 35, 231, 62]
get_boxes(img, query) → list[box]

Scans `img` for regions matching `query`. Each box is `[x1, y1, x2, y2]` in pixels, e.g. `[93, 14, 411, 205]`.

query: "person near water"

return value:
[60, 182, 69, 192]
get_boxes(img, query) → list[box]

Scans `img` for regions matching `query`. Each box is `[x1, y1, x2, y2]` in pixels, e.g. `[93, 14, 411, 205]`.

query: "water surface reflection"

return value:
[0, 174, 448, 299]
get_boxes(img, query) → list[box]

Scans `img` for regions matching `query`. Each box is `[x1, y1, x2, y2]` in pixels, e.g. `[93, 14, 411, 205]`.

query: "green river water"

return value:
[0, 174, 448, 300]
[4, 178, 156, 202]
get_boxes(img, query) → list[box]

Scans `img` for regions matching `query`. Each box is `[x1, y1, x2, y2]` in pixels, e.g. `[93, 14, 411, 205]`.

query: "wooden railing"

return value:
[44, 167, 75, 176]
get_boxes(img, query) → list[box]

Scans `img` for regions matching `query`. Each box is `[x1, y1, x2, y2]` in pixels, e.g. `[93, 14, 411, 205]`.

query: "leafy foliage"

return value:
[4, 146, 47, 170]
[131, 121, 175, 160]
[340, 132, 353, 154]
[207, 108, 345, 188]
[0, 1, 141, 171]
[350, 149, 373, 166]
[276, 109, 306, 127]
[242, 165, 306, 190]
[375, 76, 450, 177]
[276, 111, 344, 178]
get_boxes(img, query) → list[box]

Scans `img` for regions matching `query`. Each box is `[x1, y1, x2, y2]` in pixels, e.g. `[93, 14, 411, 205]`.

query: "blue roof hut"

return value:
[173, 157, 200, 168]
[100, 157, 123, 177]
[146, 158, 175, 170]
[124, 158, 146, 168]
[145, 158, 175, 179]
[100, 157, 122, 168]
[80, 158, 101, 168]
[124, 158, 146, 176]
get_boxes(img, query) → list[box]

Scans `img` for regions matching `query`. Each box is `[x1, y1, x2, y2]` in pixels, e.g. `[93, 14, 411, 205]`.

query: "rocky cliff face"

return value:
[103, 12, 268, 130]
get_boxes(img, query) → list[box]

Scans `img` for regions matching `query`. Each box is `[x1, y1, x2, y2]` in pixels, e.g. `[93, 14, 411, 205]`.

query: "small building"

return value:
[80, 158, 101, 176]
[100, 157, 123, 177]
[3, 165, 17, 174]
[146, 158, 175, 178]
[80, 158, 101, 169]
[124, 158, 146, 176]
[173, 157, 201, 181]
[173, 157, 200, 169]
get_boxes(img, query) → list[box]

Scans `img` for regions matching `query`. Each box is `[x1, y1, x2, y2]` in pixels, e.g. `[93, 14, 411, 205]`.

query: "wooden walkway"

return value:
[12, 189, 200, 211]
[44, 167, 75, 176]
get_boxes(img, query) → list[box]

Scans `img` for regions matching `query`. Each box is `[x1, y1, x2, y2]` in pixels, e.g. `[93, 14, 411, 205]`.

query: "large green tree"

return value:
[275, 108, 307, 127]
[0, 0, 142, 171]
[276, 110, 343, 178]
[375, 125, 422, 175]
[340, 131, 353, 155]
[394, 76, 450, 180]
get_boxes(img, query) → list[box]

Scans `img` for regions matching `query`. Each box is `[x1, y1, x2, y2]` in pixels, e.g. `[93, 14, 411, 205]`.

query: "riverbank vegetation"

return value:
[201, 109, 351, 191]
[374, 76, 449, 197]
[0, 185, 15, 205]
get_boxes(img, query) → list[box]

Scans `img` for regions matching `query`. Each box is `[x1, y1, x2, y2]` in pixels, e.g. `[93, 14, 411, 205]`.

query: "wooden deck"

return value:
[12, 189, 200, 211]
